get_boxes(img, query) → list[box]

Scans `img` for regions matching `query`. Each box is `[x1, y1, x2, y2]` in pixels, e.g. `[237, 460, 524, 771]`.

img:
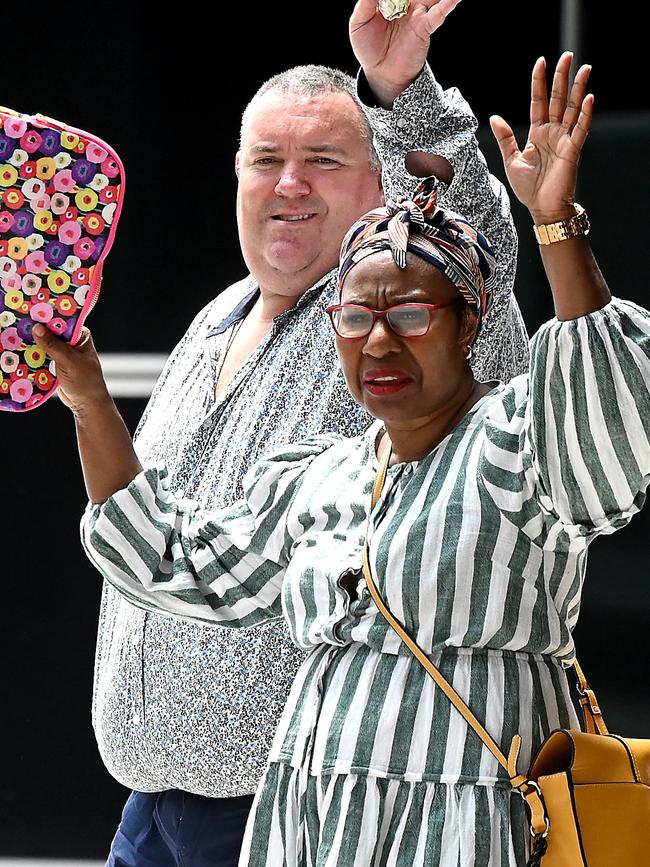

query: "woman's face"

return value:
[335, 249, 478, 425]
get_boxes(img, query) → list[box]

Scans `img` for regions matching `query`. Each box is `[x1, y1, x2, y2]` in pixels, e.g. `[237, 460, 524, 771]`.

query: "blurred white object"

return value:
[99, 353, 168, 398]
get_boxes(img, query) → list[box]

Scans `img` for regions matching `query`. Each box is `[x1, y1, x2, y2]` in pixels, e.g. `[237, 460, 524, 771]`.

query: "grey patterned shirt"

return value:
[90, 66, 528, 797]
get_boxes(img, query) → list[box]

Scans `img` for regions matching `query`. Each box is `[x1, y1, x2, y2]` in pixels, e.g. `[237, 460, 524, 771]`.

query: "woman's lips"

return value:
[362, 369, 414, 395]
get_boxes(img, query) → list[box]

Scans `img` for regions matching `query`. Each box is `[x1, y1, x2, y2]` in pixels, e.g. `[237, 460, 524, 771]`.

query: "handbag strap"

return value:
[362, 434, 605, 836]
[574, 658, 608, 735]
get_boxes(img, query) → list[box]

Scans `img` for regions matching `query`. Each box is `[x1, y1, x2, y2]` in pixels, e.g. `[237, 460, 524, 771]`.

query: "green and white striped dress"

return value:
[82, 299, 650, 866]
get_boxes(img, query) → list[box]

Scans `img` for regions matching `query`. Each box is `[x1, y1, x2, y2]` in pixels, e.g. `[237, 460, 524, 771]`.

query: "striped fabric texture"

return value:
[82, 299, 650, 865]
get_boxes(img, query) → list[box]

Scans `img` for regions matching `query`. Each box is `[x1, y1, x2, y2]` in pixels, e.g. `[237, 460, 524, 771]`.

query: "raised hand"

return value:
[32, 324, 111, 413]
[350, 0, 463, 106]
[490, 53, 594, 224]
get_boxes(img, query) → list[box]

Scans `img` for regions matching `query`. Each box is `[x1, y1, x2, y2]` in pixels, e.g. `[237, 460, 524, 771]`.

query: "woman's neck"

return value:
[382, 377, 491, 465]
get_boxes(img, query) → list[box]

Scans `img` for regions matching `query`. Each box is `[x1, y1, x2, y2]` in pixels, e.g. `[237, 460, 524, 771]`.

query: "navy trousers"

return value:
[106, 789, 255, 867]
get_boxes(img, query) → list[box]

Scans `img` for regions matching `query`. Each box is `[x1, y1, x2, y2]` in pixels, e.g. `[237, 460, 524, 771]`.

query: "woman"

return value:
[36, 55, 649, 865]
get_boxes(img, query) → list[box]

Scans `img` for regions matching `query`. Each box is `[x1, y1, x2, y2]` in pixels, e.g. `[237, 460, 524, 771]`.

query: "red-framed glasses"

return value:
[326, 301, 457, 339]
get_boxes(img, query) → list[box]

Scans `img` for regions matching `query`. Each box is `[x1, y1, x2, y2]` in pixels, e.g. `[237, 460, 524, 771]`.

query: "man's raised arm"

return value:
[350, 0, 528, 382]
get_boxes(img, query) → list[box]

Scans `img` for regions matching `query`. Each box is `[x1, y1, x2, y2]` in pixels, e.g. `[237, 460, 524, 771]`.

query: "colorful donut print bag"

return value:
[0, 106, 124, 411]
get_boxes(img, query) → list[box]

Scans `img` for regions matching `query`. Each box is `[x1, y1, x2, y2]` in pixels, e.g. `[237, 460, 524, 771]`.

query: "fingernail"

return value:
[33, 324, 45, 337]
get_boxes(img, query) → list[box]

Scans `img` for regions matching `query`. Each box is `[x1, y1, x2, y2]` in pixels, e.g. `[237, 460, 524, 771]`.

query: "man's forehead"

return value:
[243, 89, 364, 145]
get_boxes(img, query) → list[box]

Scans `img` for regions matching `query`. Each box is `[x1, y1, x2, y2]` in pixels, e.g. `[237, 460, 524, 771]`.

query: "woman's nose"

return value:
[361, 318, 401, 357]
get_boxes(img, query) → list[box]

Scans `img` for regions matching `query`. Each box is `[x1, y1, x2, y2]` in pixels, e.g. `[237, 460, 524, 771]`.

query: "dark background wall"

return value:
[1, 2, 648, 858]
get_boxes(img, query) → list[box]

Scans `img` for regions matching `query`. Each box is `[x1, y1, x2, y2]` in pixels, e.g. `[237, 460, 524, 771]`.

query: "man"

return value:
[94, 2, 528, 864]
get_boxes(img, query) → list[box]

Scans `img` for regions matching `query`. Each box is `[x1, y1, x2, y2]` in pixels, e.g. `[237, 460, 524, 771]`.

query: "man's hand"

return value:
[32, 324, 111, 415]
[490, 53, 594, 225]
[350, 0, 463, 107]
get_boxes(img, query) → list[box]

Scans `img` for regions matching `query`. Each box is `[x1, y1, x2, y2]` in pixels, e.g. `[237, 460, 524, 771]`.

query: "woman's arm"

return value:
[32, 323, 143, 503]
[490, 52, 611, 320]
[82, 464, 287, 627]
[33, 323, 335, 625]
[79, 437, 333, 625]
[483, 55, 649, 536]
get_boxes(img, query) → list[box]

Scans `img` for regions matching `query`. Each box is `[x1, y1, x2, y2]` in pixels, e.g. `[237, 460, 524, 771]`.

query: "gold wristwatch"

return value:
[533, 203, 590, 245]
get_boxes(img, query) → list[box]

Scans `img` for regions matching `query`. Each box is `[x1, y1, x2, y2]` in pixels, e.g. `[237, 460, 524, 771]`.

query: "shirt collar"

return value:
[206, 287, 259, 337]
[205, 270, 338, 339]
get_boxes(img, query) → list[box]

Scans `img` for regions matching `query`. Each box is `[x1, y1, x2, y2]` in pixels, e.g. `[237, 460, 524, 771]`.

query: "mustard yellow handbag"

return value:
[364, 439, 650, 866]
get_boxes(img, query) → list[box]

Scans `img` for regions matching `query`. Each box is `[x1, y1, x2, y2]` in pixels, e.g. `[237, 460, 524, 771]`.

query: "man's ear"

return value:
[235, 151, 241, 178]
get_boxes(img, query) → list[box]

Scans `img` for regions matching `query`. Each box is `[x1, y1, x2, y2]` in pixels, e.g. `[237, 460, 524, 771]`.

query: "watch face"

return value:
[577, 212, 591, 235]
[565, 210, 590, 239]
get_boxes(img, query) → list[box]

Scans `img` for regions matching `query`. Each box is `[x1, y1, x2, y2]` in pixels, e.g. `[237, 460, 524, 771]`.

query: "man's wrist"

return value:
[358, 66, 426, 110]
[364, 74, 419, 109]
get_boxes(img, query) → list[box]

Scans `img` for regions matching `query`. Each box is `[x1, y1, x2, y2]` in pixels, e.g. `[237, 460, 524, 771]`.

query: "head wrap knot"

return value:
[338, 177, 497, 324]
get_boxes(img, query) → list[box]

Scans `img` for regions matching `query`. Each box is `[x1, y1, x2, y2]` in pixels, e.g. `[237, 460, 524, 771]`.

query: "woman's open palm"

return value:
[490, 53, 594, 221]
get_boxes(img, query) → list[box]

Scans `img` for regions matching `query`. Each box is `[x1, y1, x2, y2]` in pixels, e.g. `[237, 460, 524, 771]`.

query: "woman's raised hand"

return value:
[32, 324, 111, 414]
[490, 52, 594, 224]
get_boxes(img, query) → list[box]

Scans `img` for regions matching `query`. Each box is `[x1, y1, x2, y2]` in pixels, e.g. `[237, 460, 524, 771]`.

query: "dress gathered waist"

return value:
[269, 643, 578, 787]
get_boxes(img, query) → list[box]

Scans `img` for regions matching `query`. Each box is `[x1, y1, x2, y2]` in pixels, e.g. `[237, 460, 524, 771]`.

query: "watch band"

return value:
[533, 203, 590, 245]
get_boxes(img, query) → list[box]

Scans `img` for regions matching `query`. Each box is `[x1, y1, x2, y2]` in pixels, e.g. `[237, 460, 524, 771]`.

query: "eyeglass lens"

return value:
[333, 305, 431, 337]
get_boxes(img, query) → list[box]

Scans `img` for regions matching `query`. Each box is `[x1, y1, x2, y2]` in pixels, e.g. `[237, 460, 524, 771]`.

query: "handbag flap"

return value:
[528, 729, 573, 779]
[619, 737, 650, 785]
[530, 729, 639, 785]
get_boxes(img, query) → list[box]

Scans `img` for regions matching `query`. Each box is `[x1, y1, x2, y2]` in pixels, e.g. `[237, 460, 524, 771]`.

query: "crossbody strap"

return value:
[365, 437, 518, 776]
[363, 541, 516, 773]
[573, 658, 608, 735]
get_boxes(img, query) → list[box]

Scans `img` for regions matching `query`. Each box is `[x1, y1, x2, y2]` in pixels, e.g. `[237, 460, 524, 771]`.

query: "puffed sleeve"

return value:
[528, 298, 650, 533]
[80, 436, 339, 626]
[482, 298, 650, 539]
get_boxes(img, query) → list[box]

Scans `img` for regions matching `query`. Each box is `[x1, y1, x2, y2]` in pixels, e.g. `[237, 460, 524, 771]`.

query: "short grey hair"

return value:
[239, 65, 381, 173]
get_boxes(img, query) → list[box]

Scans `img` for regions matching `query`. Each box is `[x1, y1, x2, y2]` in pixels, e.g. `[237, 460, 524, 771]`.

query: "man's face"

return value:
[236, 89, 383, 298]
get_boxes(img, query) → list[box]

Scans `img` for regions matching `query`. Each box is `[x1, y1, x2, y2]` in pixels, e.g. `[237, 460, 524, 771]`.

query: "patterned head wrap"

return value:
[338, 177, 497, 326]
